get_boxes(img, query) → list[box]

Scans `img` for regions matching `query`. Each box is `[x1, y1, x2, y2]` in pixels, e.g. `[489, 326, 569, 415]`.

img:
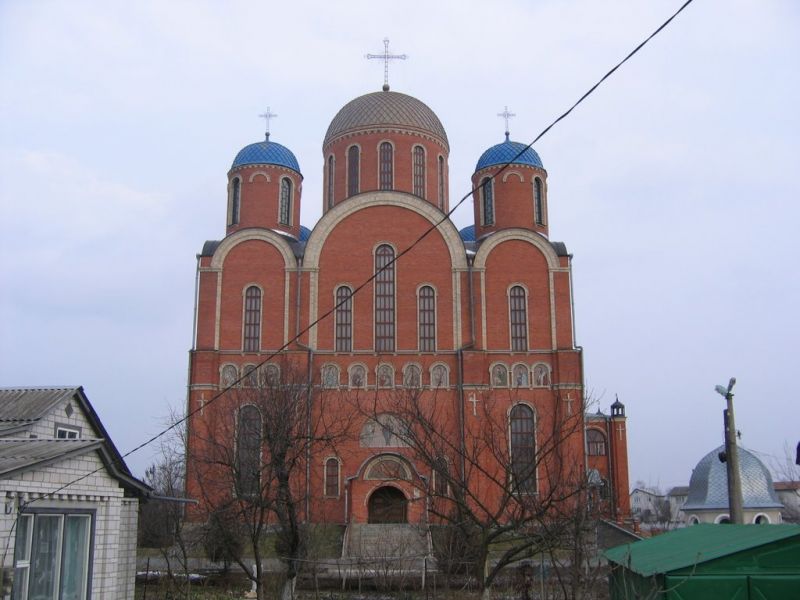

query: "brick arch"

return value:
[210, 229, 297, 270]
[473, 228, 560, 271]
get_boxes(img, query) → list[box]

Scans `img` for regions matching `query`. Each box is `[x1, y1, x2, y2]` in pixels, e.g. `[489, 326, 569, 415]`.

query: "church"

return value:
[184, 76, 631, 538]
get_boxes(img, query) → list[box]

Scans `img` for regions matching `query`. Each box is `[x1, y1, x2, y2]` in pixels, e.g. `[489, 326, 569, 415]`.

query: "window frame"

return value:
[508, 285, 528, 351]
[509, 403, 537, 494]
[534, 177, 545, 225]
[324, 457, 341, 498]
[347, 145, 360, 197]
[481, 177, 494, 226]
[379, 141, 394, 191]
[417, 285, 436, 352]
[230, 177, 241, 225]
[334, 285, 353, 352]
[235, 404, 263, 498]
[437, 155, 445, 210]
[54, 424, 81, 439]
[586, 428, 607, 456]
[374, 244, 396, 352]
[278, 177, 292, 226]
[412, 145, 426, 198]
[243, 285, 262, 352]
[326, 155, 335, 209]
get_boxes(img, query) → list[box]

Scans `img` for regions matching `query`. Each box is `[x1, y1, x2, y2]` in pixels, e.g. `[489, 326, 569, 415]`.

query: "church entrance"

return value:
[367, 486, 407, 524]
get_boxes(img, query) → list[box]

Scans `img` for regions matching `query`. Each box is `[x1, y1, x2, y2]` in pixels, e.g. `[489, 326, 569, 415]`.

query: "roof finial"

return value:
[497, 105, 516, 141]
[366, 38, 407, 91]
[258, 107, 278, 141]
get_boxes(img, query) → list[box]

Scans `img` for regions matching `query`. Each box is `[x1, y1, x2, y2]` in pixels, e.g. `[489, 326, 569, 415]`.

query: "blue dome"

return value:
[299, 225, 312, 242]
[231, 139, 301, 173]
[459, 225, 475, 242]
[475, 139, 543, 172]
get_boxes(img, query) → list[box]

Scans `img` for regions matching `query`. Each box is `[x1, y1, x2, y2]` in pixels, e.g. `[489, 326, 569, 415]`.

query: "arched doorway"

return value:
[368, 486, 407, 524]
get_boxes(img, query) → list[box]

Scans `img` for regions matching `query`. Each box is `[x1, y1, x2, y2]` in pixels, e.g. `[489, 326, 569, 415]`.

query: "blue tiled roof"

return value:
[475, 140, 543, 172]
[231, 139, 301, 173]
[299, 225, 312, 242]
[459, 225, 475, 242]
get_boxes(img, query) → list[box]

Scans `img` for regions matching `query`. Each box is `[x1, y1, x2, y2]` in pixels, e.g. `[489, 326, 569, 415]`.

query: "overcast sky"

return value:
[1, 0, 798, 490]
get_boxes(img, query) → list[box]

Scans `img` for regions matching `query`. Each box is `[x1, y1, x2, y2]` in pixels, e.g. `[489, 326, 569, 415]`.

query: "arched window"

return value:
[433, 456, 449, 496]
[236, 405, 262, 497]
[349, 364, 366, 388]
[533, 364, 550, 387]
[321, 364, 339, 388]
[534, 177, 544, 225]
[221, 364, 239, 387]
[325, 458, 340, 497]
[491, 364, 509, 387]
[279, 178, 292, 225]
[509, 286, 528, 351]
[335, 286, 352, 352]
[375, 245, 395, 352]
[243, 286, 262, 352]
[348, 145, 360, 197]
[418, 285, 436, 352]
[587, 429, 607, 456]
[437, 155, 445, 210]
[231, 178, 241, 225]
[243, 364, 258, 387]
[327, 155, 335, 209]
[377, 364, 394, 388]
[264, 364, 280, 385]
[413, 145, 425, 198]
[510, 404, 536, 493]
[481, 177, 494, 225]
[403, 364, 421, 388]
[512, 364, 529, 388]
[431, 364, 449, 388]
[379, 142, 393, 190]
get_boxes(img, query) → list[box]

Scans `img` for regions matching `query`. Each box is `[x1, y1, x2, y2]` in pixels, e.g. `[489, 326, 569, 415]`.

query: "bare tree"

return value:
[188, 356, 349, 600]
[361, 385, 589, 600]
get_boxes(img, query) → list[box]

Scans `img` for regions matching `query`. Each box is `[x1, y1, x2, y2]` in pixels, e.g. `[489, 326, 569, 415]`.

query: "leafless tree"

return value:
[361, 385, 590, 600]
[188, 356, 350, 600]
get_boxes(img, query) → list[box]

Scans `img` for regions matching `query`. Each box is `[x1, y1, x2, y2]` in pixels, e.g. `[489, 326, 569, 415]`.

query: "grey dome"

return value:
[683, 445, 782, 511]
[324, 90, 448, 150]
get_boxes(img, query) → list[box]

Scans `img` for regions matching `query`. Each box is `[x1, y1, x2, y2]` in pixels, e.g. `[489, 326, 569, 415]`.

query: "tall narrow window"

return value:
[379, 142, 393, 190]
[437, 155, 445, 210]
[335, 286, 353, 352]
[481, 177, 494, 225]
[413, 145, 425, 198]
[534, 177, 544, 225]
[510, 404, 536, 493]
[231, 178, 241, 225]
[325, 458, 340, 496]
[279, 178, 292, 225]
[243, 286, 262, 352]
[375, 244, 395, 352]
[348, 145, 360, 197]
[418, 285, 436, 351]
[509, 285, 527, 351]
[587, 429, 607, 456]
[236, 405, 262, 497]
[433, 456, 449, 496]
[327, 155, 335, 209]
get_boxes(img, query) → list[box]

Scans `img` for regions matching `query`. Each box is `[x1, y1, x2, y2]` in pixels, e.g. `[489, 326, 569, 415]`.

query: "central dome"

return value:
[324, 90, 448, 150]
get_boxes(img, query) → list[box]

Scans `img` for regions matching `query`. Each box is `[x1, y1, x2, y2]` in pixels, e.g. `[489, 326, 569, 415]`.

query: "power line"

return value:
[12, 0, 696, 513]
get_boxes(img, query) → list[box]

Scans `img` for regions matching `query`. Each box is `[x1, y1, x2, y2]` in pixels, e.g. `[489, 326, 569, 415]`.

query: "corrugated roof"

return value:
[0, 438, 101, 477]
[605, 524, 800, 576]
[0, 387, 78, 424]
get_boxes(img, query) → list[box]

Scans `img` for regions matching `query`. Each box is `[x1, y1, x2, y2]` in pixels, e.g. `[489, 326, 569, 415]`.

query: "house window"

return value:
[413, 145, 425, 198]
[418, 285, 436, 352]
[509, 286, 528, 351]
[55, 425, 80, 439]
[375, 244, 395, 352]
[587, 429, 607, 456]
[510, 404, 536, 493]
[327, 155, 335, 209]
[236, 405, 262, 497]
[534, 177, 544, 225]
[243, 286, 262, 352]
[379, 142, 393, 190]
[279, 178, 292, 225]
[335, 286, 353, 352]
[348, 145, 360, 197]
[325, 458, 340, 497]
[231, 178, 241, 225]
[481, 177, 494, 225]
[437, 155, 445, 210]
[14, 511, 93, 600]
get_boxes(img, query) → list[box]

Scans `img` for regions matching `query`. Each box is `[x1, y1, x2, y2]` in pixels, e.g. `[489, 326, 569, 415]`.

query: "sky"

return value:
[1, 0, 798, 491]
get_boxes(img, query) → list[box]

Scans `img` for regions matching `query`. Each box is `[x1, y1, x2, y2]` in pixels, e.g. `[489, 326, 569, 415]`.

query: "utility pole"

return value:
[715, 378, 744, 524]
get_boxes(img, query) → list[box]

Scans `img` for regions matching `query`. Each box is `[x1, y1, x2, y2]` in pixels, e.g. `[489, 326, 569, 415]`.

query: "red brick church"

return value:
[184, 82, 630, 534]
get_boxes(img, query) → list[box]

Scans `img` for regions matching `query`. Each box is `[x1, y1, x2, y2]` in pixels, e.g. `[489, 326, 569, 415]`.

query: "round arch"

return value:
[473, 228, 561, 271]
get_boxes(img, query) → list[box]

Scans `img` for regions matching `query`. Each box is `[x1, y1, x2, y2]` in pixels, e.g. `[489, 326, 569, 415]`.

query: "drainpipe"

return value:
[456, 256, 477, 484]
[293, 257, 315, 523]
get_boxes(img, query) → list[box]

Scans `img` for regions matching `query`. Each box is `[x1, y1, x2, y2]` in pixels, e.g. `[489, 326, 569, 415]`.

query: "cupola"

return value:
[471, 133, 549, 240]
[226, 132, 303, 239]
[322, 88, 450, 213]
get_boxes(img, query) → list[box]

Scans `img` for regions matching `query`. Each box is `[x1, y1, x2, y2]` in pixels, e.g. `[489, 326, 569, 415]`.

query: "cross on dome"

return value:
[258, 107, 278, 140]
[366, 38, 407, 91]
[497, 105, 516, 141]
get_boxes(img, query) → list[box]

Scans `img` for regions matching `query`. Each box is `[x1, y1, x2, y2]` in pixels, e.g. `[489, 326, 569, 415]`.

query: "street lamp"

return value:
[715, 377, 744, 524]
